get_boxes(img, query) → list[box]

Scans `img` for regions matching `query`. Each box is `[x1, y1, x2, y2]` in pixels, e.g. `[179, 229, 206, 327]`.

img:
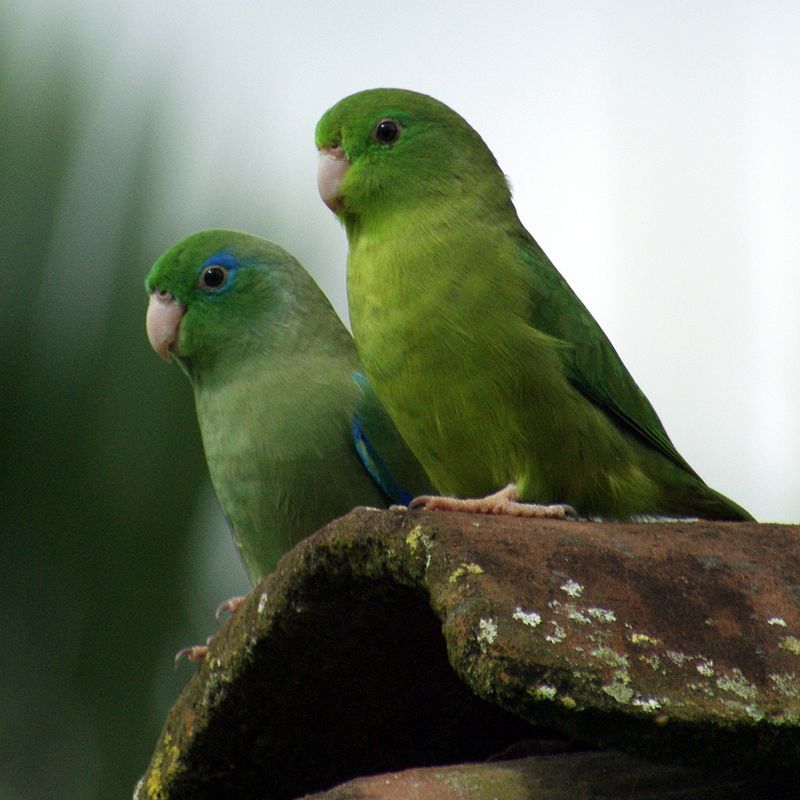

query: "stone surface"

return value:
[302, 749, 796, 799]
[137, 510, 800, 799]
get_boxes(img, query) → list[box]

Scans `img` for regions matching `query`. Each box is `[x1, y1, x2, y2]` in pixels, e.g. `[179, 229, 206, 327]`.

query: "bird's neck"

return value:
[193, 345, 359, 461]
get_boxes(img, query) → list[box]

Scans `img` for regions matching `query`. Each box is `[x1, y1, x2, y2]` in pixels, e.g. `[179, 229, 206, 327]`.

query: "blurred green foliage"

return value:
[1, 27, 245, 800]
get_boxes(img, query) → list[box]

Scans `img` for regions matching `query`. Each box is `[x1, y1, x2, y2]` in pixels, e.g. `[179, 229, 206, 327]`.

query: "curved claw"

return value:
[407, 496, 430, 511]
[559, 505, 580, 521]
[215, 595, 246, 623]
[174, 637, 212, 667]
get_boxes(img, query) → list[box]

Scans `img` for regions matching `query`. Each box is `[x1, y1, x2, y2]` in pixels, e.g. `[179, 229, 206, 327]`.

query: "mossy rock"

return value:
[137, 509, 800, 799]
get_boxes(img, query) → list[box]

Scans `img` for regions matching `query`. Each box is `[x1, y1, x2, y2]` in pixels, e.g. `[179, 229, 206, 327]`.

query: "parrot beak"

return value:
[317, 146, 349, 212]
[146, 290, 186, 362]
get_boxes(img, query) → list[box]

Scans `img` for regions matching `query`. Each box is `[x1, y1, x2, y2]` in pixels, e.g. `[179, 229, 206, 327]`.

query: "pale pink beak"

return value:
[317, 146, 349, 212]
[146, 290, 186, 362]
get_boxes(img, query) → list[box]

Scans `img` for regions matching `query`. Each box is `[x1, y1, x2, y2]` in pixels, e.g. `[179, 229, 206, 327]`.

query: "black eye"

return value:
[199, 265, 229, 291]
[373, 118, 401, 145]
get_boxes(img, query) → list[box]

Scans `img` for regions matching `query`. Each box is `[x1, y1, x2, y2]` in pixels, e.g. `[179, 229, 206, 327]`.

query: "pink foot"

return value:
[409, 483, 578, 520]
[174, 595, 247, 667]
[174, 637, 213, 667]
[215, 594, 246, 622]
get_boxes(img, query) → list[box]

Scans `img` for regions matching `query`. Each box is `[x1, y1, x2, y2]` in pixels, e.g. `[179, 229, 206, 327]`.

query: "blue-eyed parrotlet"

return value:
[146, 229, 433, 586]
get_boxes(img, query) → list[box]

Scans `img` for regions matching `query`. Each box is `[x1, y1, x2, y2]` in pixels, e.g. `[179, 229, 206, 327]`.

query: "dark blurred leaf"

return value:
[0, 24, 236, 800]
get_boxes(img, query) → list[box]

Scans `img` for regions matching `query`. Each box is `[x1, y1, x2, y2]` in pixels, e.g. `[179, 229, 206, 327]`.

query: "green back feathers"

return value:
[515, 233, 699, 478]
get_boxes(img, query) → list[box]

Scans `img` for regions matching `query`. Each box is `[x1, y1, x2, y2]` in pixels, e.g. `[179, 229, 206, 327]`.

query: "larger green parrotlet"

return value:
[315, 88, 753, 521]
[145, 229, 432, 585]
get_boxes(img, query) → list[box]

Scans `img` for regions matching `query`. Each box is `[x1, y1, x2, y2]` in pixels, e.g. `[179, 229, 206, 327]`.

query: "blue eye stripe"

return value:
[197, 250, 241, 294]
[201, 250, 241, 270]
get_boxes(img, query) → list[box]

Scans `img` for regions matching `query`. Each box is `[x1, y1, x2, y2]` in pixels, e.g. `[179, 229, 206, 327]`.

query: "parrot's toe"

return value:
[174, 638, 212, 667]
[215, 595, 246, 622]
[409, 484, 579, 520]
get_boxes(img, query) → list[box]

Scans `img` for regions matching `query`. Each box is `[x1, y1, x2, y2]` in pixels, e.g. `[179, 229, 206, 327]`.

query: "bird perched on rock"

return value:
[146, 229, 432, 589]
[315, 88, 752, 521]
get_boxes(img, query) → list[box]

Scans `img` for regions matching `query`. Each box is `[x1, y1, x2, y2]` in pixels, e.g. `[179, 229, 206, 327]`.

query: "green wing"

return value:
[517, 231, 700, 479]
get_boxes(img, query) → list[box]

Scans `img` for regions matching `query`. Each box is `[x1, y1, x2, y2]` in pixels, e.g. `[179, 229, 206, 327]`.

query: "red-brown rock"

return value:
[302, 749, 794, 799]
[137, 509, 800, 799]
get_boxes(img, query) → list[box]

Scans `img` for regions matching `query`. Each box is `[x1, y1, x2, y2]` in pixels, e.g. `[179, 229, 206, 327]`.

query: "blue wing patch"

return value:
[351, 417, 413, 506]
[351, 373, 414, 506]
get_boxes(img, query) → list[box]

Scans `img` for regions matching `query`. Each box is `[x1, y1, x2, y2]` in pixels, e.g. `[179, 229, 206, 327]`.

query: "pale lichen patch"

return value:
[695, 659, 715, 677]
[716, 668, 758, 700]
[477, 617, 498, 652]
[544, 622, 566, 644]
[688, 681, 716, 697]
[586, 626, 611, 645]
[448, 562, 484, 584]
[780, 635, 800, 656]
[773, 710, 800, 726]
[405, 525, 429, 552]
[145, 768, 165, 800]
[405, 524, 433, 569]
[666, 650, 691, 666]
[257, 592, 269, 614]
[721, 700, 765, 723]
[531, 684, 558, 701]
[512, 607, 542, 628]
[143, 732, 180, 800]
[629, 632, 659, 647]
[560, 579, 584, 598]
[603, 682, 634, 704]
[591, 644, 635, 708]
[567, 608, 591, 624]
[769, 672, 800, 698]
[632, 696, 665, 713]
[591, 646, 629, 670]
[639, 654, 663, 672]
[587, 607, 616, 623]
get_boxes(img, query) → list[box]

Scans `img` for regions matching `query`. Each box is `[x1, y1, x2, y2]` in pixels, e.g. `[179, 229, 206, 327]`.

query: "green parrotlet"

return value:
[145, 229, 432, 586]
[315, 88, 752, 521]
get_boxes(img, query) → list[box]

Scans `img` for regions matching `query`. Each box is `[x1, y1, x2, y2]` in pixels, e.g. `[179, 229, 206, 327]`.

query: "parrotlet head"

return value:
[145, 229, 330, 376]
[315, 88, 510, 219]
